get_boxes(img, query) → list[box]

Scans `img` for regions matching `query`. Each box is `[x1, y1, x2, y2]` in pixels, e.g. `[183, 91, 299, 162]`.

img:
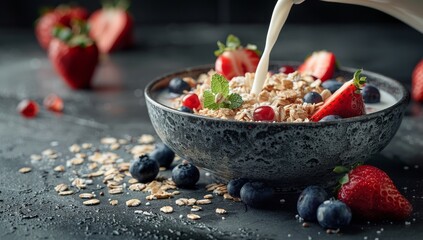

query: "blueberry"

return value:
[149, 143, 175, 168]
[322, 80, 343, 93]
[240, 182, 274, 208]
[129, 155, 159, 183]
[169, 77, 191, 94]
[297, 186, 329, 221]
[362, 84, 380, 103]
[317, 199, 352, 229]
[172, 160, 200, 188]
[178, 106, 194, 113]
[319, 115, 343, 122]
[303, 92, 323, 104]
[227, 178, 249, 198]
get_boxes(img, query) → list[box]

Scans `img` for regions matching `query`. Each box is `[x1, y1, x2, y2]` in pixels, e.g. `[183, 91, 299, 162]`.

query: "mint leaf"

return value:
[211, 74, 229, 97]
[203, 90, 220, 110]
[214, 41, 226, 56]
[226, 34, 241, 50]
[226, 93, 243, 109]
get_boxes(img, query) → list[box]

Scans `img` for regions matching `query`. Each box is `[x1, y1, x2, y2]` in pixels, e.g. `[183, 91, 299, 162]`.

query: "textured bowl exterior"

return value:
[145, 64, 409, 191]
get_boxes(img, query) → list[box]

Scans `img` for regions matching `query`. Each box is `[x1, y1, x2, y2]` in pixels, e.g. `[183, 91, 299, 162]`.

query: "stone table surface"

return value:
[0, 24, 422, 240]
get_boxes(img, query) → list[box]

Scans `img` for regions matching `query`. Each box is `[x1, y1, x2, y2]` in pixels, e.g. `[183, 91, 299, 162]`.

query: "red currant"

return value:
[279, 65, 295, 74]
[182, 93, 201, 110]
[44, 94, 64, 112]
[17, 100, 39, 118]
[253, 106, 275, 122]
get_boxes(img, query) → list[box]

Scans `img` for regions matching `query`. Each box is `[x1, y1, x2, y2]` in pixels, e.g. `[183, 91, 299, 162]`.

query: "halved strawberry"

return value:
[88, 0, 134, 53]
[48, 21, 99, 89]
[214, 34, 260, 80]
[412, 59, 423, 102]
[310, 69, 366, 121]
[336, 165, 413, 220]
[35, 6, 89, 50]
[298, 51, 336, 81]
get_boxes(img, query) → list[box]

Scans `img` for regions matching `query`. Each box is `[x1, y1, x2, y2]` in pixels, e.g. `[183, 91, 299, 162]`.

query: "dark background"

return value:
[1, 0, 403, 28]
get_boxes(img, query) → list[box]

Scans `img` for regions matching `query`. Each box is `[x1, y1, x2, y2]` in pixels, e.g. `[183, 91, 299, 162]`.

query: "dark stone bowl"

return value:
[145, 63, 409, 191]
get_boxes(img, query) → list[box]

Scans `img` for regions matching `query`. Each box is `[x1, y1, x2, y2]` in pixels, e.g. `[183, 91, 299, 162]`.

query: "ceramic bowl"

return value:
[145, 63, 409, 191]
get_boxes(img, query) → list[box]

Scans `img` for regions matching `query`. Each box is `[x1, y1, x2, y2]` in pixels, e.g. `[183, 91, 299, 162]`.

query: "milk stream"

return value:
[251, 0, 423, 95]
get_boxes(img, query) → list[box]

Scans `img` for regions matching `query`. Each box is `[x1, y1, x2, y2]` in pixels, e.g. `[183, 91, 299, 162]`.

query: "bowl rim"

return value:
[145, 63, 410, 126]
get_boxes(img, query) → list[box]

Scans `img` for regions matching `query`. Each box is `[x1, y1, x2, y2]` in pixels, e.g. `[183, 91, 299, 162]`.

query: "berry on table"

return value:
[317, 199, 352, 229]
[279, 65, 295, 74]
[322, 80, 343, 94]
[297, 186, 329, 221]
[362, 84, 381, 103]
[227, 178, 249, 198]
[169, 77, 191, 94]
[240, 182, 274, 208]
[303, 92, 323, 104]
[129, 155, 159, 183]
[149, 143, 175, 169]
[253, 106, 275, 122]
[178, 106, 194, 113]
[319, 115, 342, 122]
[17, 100, 39, 118]
[43, 94, 64, 112]
[172, 160, 200, 188]
[182, 93, 201, 110]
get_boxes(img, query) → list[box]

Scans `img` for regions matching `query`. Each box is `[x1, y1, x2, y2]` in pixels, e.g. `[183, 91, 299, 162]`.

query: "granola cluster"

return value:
[179, 70, 332, 122]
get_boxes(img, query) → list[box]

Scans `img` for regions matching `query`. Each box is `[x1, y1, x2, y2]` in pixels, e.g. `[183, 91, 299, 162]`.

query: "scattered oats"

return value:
[88, 170, 104, 177]
[109, 188, 123, 195]
[18, 167, 32, 174]
[159, 167, 166, 171]
[232, 197, 241, 202]
[110, 143, 120, 150]
[129, 183, 146, 191]
[30, 154, 42, 161]
[204, 194, 213, 199]
[172, 191, 180, 196]
[69, 144, 81, 153]
[75, 153, 87, 159]
[139, 134, 155, 144]
[196, 199, 212, 205]
[126, 199, 141, 207]
[128, 178, 139, 184]
[79, 193, 94, 199]
[82, 143, 93, 149]
[109, 200, 118, 206]
[83, 199, 100, 206]
[118, 162, 130, 172]
[187, 213, 201, 220]
[58, 190, 74, 196]
[42, 149, 55, 156]
[176, 198, 188, 206]
[187, 198, 197, 206]
[215, 208, 227, 214]
[54, 165, 65, 172]
[54, 183, 68, 192]
[118, 139, 128, 145]
[72, 178, 87, 189]
[70, 157, 84, 165]
[130, 145, 155, 156]
[191, 205, 202, 212]
[146, 195, 156, 201]
[101, 137, 117, 145]
[223, 193, 233, 200]
[160, 206, 174, 213]
[88, 163, 98, 170]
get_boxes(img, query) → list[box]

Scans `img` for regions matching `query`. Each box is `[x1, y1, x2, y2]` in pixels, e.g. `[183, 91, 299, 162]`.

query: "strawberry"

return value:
[214, 34, 260, 80]
[335, 165, 413, 221]
[48, 22, 99, 89]
[411, 59, 423, 102]
[298, 51, 336, 81]
[310, 69, 366, 121]
[35, 6, 89, 50]
[88, 0, 134, 53]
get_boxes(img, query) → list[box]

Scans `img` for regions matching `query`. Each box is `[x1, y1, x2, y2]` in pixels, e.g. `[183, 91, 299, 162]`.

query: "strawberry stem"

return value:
[353, 69, 367, 90]
[214, 34, 260, 56]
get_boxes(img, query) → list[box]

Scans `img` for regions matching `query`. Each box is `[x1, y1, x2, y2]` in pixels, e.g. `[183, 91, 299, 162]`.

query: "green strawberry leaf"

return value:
[353, 69, 367, 90]
[333, 166, 349, 174]
[339, 174, 349, 185]
[226, 34, 241, 50]
[203, 90, 220, 110]
[225, 93, 243, 109]
[211, 74, 229, 97]
[214, 41, 227, 56]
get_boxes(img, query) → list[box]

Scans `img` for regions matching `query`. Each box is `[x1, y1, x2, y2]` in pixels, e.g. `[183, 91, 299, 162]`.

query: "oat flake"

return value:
[18, 167, 32, 174]
[83, 199, 100, 206]
[126, 199, 141, 207]
[160, 206, 174, 213]
[187, 213, 201, 220]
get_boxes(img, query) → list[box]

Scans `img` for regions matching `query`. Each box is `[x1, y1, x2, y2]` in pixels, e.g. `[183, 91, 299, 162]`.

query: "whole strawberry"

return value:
[48, 22, 99, 89]
[336, 165, 413, 221]
[214, 34, 260, 80]
[35, 6, 89, 50]
[310, 69, 366, 121]
[89, 0, 134, 53]
[412, 59, 423, 102]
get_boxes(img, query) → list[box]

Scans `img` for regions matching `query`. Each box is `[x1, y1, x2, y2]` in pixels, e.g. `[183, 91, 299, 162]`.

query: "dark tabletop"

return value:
[0, 24, 422, 240]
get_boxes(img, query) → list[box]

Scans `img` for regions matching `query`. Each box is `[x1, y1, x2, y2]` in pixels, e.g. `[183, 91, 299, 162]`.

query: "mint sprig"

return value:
[203, 74, 243, 110]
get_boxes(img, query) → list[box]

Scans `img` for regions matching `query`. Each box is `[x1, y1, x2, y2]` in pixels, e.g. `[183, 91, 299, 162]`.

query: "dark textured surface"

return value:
[0, 24, 423, 239]
[146, 65, 408, 190]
